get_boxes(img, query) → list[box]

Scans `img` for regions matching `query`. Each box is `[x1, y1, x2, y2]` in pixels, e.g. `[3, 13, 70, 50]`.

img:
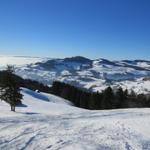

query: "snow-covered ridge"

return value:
[0, 56, 150, 94]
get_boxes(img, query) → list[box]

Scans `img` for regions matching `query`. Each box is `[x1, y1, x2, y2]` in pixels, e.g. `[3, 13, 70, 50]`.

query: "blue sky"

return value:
[0, 0, 150, 59]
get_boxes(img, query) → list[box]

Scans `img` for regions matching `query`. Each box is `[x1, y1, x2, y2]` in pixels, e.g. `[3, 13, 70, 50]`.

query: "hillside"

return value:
[0, 56, 150, 94]
[0, 88, 150, 149]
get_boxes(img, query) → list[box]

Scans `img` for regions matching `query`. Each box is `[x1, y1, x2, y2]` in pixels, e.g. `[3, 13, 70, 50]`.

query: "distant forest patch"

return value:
[51, 81, 150, 110]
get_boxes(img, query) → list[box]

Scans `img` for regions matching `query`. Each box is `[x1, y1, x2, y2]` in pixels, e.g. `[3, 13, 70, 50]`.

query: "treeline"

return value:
[52, 81, 150, 110]
[0, 71, 51, 93]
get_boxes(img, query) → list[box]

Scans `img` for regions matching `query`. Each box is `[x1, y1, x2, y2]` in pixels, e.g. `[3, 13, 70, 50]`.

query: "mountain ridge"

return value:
[0, 56, 149, 94]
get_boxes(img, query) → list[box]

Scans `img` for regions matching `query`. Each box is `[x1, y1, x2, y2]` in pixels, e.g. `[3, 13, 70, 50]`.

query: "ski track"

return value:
[0, 89, 150, 150]
[0, 111, 150, 150]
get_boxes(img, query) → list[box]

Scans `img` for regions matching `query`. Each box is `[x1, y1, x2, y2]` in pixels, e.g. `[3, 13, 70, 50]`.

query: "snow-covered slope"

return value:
[0, 88, 150, 149]
[0, 88, 75, 117]
[0, 56, 150, 93]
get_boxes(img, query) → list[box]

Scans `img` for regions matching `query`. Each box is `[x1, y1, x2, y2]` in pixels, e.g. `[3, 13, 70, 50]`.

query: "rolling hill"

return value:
[0, 56, 150, 94]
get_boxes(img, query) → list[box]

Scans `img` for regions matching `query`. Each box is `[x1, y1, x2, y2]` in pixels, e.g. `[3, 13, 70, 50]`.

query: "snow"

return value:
[0, 56, 150, 93]
[0, 88, 150, 149]
[137, 62, 150, 68]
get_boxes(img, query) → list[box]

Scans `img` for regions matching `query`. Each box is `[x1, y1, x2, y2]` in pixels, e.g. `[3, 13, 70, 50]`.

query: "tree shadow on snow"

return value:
[23, 89, 50, 102]
[19, 112, 40, 115]
[17, 103, 28, 108]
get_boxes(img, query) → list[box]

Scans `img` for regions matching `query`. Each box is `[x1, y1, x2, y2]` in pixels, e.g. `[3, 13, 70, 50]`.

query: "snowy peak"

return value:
[63, 56, 92, 64]
[34, 56, 92, 72]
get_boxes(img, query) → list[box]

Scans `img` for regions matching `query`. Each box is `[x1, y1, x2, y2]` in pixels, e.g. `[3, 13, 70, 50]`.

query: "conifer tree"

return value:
[115, 87, 124, 108]
[0, 65, 22, 111]
[103, 87, 114, 109]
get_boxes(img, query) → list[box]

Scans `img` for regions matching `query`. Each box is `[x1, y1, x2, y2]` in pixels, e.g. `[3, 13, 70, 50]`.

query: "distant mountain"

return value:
[64, 56, 92, 63]
[0, 56, 150, 94]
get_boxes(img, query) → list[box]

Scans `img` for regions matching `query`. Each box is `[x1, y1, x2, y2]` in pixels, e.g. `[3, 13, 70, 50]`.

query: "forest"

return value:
[52, 81, 150, 110]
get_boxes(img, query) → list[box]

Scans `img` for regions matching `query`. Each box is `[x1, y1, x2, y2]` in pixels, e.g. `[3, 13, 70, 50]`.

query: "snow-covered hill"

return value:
[0, 56, 150, 94]
[0, 88, 150, 150]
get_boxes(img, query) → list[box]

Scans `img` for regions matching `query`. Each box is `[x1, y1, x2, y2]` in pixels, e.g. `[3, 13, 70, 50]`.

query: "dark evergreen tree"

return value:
[79, 91, 86, 108]
[121, 89, 128, 108]
[95, 92, 103, 109]
[88, 93, 96, 109]
[0, 65, 22, 111]
[103, 87, 114, 109]
[115, 87, 124, 108]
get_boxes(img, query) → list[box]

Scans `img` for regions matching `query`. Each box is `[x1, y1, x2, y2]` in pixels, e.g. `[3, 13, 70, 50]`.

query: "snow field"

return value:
[0, 89, 150, 149]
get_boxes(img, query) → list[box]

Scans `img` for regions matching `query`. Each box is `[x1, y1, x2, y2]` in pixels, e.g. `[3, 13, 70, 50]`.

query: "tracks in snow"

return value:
[0, 110, 150, 150]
